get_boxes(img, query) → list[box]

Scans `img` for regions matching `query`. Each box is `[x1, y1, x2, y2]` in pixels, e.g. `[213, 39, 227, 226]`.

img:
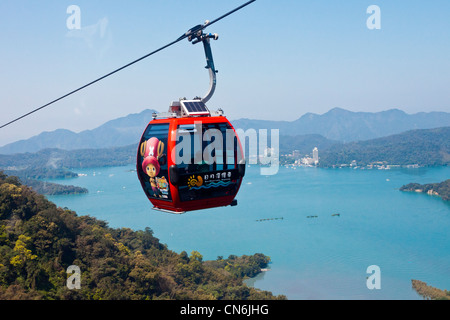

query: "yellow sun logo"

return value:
[187, 175, 203, 189]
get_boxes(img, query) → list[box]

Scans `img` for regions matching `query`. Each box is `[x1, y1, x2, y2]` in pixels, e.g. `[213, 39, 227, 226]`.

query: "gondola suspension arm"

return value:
[190, 28, 219, 103]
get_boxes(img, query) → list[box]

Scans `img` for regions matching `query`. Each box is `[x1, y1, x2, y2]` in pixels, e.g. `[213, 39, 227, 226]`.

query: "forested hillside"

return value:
[319, 127, 450, 167]
[0, 171, 284, 300]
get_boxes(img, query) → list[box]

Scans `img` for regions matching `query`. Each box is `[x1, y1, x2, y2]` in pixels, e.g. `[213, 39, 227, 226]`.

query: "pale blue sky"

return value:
[1, 0, 449, 146]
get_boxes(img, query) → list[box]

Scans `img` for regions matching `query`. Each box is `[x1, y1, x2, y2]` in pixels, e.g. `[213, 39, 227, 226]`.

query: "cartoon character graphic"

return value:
[141, 137, 166, 198]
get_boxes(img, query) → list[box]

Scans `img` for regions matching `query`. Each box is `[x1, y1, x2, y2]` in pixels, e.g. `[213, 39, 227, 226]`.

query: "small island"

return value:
[400, 179, 450, 201]
[3, 168, 88, 196]
[23, 178, 89, 196]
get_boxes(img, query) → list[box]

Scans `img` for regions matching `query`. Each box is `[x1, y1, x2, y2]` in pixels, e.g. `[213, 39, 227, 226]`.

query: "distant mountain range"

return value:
[1, 107, 450, 155]
[278, 134, 339, 154]
[0, 126, 448, 192]
[0, 109, 157, 154]
[232, 108, 450, 142]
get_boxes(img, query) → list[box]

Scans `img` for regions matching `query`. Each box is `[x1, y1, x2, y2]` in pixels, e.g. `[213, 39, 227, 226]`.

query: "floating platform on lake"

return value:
[256, 217, 284, 222]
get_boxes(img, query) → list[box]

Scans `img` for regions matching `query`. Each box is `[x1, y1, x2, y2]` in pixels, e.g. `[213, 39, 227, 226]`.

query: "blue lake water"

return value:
[46, 164, 450, 300]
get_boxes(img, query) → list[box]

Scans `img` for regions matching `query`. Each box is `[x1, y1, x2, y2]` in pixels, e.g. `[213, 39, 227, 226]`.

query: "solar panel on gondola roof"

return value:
[181, 100, 210, 116]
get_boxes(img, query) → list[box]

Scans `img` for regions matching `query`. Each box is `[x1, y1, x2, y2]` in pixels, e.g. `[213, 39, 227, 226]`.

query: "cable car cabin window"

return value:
[175, 122, 241, 202]
[138, 124, 171, 201]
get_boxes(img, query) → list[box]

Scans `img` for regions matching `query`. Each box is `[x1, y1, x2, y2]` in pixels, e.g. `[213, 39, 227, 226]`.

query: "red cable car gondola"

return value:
[137, 27, 245, 214]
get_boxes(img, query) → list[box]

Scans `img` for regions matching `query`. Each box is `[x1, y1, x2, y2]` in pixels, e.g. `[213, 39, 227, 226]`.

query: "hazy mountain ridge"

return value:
[279, 134, 340, 154]
[1, 126, 448, 174]
[0, 145, 137, 171]
[0, 109, 157, 154]
[0, 126, 448, 197]
[1, 107, 449, 155]
[232, 108, 450, 142]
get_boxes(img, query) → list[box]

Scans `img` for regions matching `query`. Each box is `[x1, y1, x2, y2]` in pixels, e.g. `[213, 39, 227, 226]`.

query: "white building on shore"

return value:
[312, 147, 319, 165]
[299, 147, 319, 166]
